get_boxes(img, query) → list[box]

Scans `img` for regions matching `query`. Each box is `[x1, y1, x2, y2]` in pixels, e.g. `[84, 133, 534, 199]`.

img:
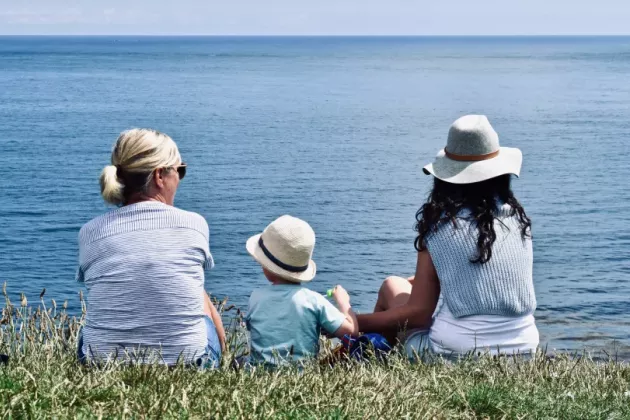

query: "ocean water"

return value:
[1, 36, 629, 356]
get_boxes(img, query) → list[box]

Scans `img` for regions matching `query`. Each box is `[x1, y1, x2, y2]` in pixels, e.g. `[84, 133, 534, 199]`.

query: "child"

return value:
[245, 215, 358, 366]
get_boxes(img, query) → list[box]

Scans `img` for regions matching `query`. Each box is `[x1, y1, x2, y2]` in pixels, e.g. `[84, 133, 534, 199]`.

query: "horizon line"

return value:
[2, 34, 630, 37]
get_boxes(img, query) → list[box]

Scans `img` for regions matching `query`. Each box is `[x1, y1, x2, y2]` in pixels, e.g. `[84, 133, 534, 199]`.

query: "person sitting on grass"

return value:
[357, 115, 539, 359]
[245, 215, 358, 366]
[77, 129, 225, 367]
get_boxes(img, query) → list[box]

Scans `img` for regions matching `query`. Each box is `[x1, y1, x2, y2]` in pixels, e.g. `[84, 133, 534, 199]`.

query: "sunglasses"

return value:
[159, 163, 187, 180]
[175, 163, 187, 180]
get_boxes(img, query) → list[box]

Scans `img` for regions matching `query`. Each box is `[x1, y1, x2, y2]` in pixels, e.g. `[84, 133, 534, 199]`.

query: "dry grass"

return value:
[1, 287, 629, 419]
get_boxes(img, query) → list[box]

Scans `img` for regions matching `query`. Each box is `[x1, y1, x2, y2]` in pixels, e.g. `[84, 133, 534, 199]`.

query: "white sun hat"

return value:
[423, 115, 522, 184]
[246, 215, 317, 283]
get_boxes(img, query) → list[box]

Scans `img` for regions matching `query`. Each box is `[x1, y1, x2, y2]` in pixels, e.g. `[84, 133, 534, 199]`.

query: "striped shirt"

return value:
[77, 201, 214, 364]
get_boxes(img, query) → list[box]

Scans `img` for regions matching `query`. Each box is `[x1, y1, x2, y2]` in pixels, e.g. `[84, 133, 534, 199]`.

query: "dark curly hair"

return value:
[414, 174, 531, 264]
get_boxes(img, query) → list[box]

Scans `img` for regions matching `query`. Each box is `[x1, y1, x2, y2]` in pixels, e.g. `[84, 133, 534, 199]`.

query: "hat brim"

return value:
[422, 147, 522, 184]
[246, 234, 316, 283]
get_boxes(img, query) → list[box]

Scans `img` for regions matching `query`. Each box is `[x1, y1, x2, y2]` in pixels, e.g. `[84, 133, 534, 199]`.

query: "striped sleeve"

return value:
[193, 213, 215, 271]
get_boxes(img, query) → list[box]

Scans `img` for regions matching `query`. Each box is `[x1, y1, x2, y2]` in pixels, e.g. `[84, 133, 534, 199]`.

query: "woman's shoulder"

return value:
[428, 202, 521, 242]
[168, 206, 209, 233]
[78, 208, 121, 244]
[451, 202, 514, 219]
[79, 202, 209, 245]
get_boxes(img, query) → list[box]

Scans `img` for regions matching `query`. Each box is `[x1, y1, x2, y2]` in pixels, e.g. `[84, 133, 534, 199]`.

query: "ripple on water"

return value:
[0, 36, 629, 355]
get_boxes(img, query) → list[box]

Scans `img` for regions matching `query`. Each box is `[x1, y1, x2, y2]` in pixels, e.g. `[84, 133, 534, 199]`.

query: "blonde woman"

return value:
[76, 129, 225, 366]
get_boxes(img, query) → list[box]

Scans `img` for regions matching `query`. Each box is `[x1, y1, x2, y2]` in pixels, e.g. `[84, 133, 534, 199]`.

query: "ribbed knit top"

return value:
[425, 203, 536, 318]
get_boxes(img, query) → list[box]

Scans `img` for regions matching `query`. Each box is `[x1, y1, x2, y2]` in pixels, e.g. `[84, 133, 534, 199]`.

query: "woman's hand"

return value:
[217, 328, 227, 352]
[204, 292, 227, 352]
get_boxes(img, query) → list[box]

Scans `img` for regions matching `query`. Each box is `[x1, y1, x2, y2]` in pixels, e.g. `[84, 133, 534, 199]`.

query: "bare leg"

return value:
[373, 276, 413, 344]
[373, 276, 413, 312]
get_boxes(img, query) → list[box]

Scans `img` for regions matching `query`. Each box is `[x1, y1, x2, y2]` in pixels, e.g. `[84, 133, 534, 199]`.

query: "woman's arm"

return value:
[357, 250, 440, 334]
[204, 291, 227, 352]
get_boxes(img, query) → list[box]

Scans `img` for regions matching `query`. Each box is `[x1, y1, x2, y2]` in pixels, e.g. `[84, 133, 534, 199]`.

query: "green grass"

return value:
[1, 288, 629, 419]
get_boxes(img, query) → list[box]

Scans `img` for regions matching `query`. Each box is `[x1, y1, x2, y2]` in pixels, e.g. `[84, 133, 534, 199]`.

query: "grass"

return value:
[1, 287, 629, 419]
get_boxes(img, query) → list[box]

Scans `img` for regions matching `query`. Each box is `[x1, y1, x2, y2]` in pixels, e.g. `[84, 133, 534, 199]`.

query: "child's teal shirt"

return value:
[246, 284, 346, 365]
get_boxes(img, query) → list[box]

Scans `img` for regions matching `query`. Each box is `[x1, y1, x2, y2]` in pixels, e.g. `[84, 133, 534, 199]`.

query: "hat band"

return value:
[444, 149, 499, 162]
[258, 237, 309, 273]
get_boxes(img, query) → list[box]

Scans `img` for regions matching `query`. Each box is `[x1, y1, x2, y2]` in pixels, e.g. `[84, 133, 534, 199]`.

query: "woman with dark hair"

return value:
[357, 115, 538, 357]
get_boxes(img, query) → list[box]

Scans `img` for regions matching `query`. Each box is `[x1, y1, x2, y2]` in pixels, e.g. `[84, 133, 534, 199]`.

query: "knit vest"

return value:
[425, 203, 536, 318]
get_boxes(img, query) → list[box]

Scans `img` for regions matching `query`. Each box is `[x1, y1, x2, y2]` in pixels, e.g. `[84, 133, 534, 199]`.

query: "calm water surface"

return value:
[1, 36, 629, 355]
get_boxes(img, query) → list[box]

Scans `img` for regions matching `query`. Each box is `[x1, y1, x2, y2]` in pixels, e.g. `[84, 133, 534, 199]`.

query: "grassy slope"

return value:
[1, 294, 629, 419]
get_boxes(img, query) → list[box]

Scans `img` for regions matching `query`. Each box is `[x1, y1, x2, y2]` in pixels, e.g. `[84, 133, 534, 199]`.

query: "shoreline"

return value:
[2, 286, 629, 362]
[1, 293, 629, 417]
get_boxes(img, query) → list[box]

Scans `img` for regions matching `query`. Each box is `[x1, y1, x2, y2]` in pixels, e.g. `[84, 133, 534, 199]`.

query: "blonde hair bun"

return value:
[100, 165, 125, 206]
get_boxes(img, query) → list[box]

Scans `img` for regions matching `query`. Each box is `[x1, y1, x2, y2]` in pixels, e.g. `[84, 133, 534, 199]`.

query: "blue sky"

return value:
[1, 0, 629, 35]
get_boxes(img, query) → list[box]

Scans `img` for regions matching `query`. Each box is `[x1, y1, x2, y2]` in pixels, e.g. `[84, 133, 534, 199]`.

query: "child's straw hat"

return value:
[246, 215, 316, 283]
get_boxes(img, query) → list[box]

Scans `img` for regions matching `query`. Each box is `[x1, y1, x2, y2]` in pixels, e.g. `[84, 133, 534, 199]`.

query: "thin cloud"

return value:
[0, 8, 84, 24]
[0, 0, 629, 35]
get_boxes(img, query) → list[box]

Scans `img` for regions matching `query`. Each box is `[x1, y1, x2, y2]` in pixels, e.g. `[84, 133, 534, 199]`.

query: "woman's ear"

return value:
[154, 168, 166, 189]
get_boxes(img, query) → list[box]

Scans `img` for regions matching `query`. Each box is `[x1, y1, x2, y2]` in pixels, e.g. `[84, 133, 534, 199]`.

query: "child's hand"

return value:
[331, 285, 351, 312]
[330, 285, 359, 337]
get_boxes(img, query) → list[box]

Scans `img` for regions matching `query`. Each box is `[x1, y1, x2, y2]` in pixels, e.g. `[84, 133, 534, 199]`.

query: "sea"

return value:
[1, 36, 629, 356]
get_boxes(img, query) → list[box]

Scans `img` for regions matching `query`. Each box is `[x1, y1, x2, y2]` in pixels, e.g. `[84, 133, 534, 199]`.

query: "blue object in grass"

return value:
[349, 333, 391, 360]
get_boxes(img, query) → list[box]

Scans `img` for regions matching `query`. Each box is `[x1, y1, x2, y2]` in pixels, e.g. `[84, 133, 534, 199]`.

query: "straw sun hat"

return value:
[423, 115, 522, 184]
[246, 215, 316, 283]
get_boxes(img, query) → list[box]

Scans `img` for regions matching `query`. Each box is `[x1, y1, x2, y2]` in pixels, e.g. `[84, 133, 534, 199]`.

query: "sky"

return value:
[1, 0, 629, 36]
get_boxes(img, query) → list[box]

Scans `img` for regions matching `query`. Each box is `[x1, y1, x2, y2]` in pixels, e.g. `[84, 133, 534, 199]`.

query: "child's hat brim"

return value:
[246, 233, 317, 283]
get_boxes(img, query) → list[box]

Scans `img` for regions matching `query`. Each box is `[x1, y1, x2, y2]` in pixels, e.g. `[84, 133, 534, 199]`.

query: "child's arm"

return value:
[330, 285, 359, 337]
